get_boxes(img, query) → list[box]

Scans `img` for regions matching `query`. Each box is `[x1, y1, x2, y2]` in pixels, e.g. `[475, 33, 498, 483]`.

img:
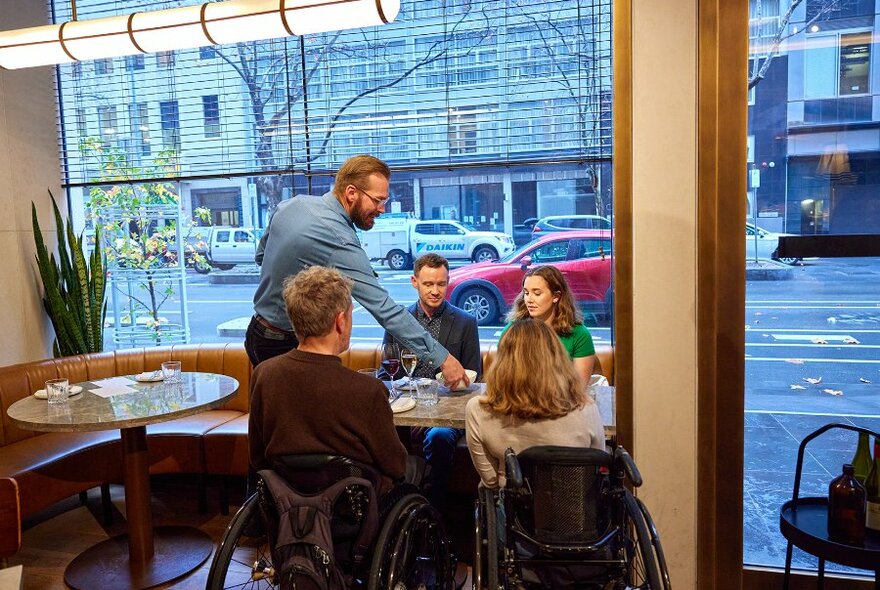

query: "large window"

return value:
[746, 0, 880, 579]
[53, 0, 614, 348]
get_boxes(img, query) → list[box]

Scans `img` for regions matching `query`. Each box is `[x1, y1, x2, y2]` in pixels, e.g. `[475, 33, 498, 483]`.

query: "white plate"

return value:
[135, 371, 165, 383]
[33, 385, 83, 400]
[391, 397, 417, 414]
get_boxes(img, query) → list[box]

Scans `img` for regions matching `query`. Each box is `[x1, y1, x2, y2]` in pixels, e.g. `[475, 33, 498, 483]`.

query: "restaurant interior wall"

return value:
[0, 2, 62, 365]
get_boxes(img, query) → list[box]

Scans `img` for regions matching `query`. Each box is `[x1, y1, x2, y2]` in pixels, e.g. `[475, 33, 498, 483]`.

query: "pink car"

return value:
[447, 230, 613, 326]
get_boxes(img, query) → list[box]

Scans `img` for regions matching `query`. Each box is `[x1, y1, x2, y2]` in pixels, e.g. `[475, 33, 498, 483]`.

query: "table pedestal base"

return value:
[64, 525, 213, 590]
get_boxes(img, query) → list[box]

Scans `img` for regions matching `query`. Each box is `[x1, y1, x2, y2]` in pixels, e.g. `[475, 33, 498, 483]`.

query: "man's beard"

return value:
[351, 199, 377, 230]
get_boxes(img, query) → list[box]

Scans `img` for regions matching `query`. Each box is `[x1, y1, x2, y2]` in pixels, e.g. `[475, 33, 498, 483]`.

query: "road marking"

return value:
[747, 305, 880, 310]
[748, 300, 880, 304]
[746, 357, 880, 363]
[754, 328, 880, 334]
[769, 334, 858, 342]
[747, 410, 880, 418]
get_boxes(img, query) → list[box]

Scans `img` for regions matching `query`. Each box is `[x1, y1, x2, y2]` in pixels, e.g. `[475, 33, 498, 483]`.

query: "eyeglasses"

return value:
[353, 185, 389, 207]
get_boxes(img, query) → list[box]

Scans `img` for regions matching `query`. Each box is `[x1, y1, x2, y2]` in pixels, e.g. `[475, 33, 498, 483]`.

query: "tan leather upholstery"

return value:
[203, 414, 250, 477]
[0, 478, 19, 560]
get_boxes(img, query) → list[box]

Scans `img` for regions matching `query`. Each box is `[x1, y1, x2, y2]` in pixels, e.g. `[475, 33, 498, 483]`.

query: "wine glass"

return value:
[381, 343, 401, 400]
[399, 346, 418, 389]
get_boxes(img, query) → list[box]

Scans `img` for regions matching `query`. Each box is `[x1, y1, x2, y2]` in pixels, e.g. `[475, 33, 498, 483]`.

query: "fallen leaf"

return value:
[785, 359, 805, 365]
[861, 378, 872, 384]
[823, 389, 843, 396]
[803, 377, 823, 385]
[755, 312, 764, 316]
[811, 337, 828, 345]
[827, 317, 838, 324]
[745, 325, 751, 331]
[762, 334, 770, 338]
[790, 384, 807, 390]
[844, 336, 860, 344]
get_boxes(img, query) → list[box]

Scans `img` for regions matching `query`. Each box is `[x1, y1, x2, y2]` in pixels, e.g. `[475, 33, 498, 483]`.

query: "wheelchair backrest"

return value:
[508, 446, 613, 544]
[271, 454, 384, 495]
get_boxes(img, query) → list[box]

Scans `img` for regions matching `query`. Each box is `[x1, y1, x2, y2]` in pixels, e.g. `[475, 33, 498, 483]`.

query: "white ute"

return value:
[359, 216, 515, 271]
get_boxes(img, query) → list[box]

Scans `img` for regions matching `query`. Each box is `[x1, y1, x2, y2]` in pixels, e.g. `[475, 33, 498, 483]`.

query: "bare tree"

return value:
[749, 0, 843, 90]
[212, 3, 492, 214]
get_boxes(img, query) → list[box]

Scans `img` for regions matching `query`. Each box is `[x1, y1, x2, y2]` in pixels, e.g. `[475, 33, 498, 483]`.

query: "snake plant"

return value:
[32, 191, 107, 357]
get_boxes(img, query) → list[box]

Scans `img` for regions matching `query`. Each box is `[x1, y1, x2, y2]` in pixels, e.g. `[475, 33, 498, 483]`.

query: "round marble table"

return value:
[7, 371, 239, 590]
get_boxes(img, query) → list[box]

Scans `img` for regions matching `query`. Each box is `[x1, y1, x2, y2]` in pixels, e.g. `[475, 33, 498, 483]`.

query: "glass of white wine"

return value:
[399, 346, 419, 391]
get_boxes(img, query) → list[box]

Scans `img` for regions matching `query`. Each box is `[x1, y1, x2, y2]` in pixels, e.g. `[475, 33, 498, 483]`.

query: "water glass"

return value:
[45, 378, 69, 405]
[357, 368, 378, 379]
[161, 360, 182, 384]
[415, 378, 439, 407]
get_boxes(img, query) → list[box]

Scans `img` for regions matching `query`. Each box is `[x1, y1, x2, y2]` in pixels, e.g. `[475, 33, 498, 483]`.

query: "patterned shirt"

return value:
[410, 301, 446, 378]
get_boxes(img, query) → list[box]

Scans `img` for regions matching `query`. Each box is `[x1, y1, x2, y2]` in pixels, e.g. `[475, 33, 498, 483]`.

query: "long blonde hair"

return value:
[506, 265, 583, 335]
[483, 319, 587, 420]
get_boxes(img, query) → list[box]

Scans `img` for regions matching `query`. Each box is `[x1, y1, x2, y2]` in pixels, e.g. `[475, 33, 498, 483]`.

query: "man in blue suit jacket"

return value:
[382, 253, 481, 509]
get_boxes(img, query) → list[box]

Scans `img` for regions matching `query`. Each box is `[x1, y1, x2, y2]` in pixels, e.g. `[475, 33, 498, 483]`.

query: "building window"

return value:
[75, 107, 88, 137]
[94, 59, 113, 75]
[130, 102, 151, 156]
[202, 95, 221, 138]
[805, 31, 871, 98]
[448, 108, 478, 155]
[125, 55, 145, 71]
[199, 46, 217, 60]
[157, 51, 175, 68]
[71, 61, 82, 78]
[97, 105, 117, 141]
[159, 100, 180, 150]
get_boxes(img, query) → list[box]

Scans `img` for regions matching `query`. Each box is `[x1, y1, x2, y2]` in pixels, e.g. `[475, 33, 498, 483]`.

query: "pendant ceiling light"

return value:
[0, 0, 400, 70]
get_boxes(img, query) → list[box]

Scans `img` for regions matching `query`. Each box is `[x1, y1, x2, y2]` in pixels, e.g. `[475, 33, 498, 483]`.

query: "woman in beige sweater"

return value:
[465, 318, 605, 489]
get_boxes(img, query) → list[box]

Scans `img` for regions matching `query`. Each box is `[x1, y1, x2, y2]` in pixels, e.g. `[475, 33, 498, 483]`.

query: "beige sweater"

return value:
[465, 395, 606, 488]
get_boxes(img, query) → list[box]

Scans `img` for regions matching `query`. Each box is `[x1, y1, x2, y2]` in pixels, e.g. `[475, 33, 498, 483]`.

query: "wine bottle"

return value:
[852, 432, 872, 484]
[866, 437, 880, 532]
[828, 463, 866, 546]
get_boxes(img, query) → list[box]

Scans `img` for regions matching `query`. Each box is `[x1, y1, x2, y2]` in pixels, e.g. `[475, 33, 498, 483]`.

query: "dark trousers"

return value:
[422, 427, 465, 510]
[244, 315, 299, 367]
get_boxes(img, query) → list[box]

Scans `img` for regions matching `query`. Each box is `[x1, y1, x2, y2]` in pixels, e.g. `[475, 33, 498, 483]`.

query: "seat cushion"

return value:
[146, 410, 242, 475]
[203, 413, 250, 477]
[0, 431, 122, 517]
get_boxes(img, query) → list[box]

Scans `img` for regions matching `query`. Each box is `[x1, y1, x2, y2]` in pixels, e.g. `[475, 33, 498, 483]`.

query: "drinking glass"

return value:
[380, 344, 401, 400]
[45, 378, 69, 405]
[161, 360, 182, 384]
[415, 378, 439, 407]
[399, 346, 418, 389]
[357, 368, 378, 379]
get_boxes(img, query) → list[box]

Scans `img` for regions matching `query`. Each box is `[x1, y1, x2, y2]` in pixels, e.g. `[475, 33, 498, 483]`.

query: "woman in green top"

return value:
[501, 265, 597, 382]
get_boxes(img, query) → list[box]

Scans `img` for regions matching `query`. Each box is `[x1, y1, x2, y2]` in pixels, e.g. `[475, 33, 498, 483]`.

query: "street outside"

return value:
[104, 255, 880, 574]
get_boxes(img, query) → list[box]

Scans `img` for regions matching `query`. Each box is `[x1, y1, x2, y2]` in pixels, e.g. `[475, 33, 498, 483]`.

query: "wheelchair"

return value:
[473, 444, 670, 590]
[205, 454, 454, 590]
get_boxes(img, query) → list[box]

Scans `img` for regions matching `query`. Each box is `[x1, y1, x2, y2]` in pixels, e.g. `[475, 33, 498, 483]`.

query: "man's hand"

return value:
[440, 354, 469, 388]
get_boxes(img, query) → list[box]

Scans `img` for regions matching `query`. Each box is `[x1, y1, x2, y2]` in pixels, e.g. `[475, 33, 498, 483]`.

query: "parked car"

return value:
[746, 223, 800, 265]
[359, 217, 515, 271]
[192, 226, 264, 273]
[512, 217, 539, 246]
[447, 230, 613, 326]
[531, 214, 612, 238]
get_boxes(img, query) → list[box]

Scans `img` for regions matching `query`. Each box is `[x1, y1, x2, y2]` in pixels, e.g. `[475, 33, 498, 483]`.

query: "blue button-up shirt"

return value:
[252, 193, 450, 369]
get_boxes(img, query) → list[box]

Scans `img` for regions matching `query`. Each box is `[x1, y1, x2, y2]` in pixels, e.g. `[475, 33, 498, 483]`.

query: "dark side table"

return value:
[780, 423, 880, 589]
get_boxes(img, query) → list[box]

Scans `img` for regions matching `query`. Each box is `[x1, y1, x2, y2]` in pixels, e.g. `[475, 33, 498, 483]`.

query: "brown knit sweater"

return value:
[248, 349, 407, 493]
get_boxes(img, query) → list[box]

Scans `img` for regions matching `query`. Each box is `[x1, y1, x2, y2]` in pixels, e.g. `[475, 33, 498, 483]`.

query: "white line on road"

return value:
[746, 357, 880, 363]
[748, 300, 880, 304]
[746, 342, 880, 349]
[747, 409, 880, 418]
[770, 334, 858, 342]
[188, 300, 254, 304]
[747, 305, 880, 310]
[752, 328, 880, 334]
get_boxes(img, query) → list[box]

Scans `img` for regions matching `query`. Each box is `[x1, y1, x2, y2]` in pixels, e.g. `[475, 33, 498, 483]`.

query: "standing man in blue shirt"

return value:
[245, 154, 469, 387]
[382, 253, 481, 509]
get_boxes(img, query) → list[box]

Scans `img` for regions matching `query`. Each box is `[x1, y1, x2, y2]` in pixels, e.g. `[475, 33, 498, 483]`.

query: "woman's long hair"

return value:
[483, 319, 587, 420]
[506, 265, 583, 335]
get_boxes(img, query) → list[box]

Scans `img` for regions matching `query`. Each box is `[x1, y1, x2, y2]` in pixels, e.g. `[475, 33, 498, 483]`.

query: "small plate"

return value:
[33, 385, 83, 400]
[436, 369, 478, 392]
[391, 397, 417, 414]
[135, 371, 165, 383]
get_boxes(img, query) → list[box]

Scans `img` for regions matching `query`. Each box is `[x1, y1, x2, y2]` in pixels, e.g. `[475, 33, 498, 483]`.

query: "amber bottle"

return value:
[828, 463, 866, 545]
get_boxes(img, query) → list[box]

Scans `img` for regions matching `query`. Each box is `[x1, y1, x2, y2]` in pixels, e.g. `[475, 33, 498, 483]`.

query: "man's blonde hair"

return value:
[283, 266, 353, 339]
[332, 155, 391, 200]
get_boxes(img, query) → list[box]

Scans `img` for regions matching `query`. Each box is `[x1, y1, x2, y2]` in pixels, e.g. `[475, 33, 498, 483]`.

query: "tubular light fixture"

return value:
[0, 0, 400, 70]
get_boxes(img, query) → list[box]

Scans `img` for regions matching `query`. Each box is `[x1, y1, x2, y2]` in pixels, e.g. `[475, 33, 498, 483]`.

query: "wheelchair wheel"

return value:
[368, 494, 453, 590]
[205, 493, 277, 590]
[618, 490, 667, 590]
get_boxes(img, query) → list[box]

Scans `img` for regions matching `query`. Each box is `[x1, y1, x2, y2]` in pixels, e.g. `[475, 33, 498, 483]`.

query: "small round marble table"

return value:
[7, 371, 239, 590]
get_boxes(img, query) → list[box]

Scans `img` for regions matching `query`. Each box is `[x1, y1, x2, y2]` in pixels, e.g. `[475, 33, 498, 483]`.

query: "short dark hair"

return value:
[413, 253, 449, 275]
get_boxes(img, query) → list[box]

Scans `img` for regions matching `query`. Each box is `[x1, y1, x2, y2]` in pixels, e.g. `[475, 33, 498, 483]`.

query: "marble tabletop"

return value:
[390, 382, 615, 434]
[7, 372, 239, 433]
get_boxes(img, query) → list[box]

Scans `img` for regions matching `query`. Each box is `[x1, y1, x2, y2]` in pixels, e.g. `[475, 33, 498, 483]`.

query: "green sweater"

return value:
[500, 321, 595, 359]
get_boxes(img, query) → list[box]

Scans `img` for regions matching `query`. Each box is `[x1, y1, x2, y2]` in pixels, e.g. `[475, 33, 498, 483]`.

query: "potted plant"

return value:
[32, 191, 107, 357]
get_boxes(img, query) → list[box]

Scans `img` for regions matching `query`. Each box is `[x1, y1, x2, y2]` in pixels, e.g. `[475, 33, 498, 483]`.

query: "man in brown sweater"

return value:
[248, 266, 407, 494]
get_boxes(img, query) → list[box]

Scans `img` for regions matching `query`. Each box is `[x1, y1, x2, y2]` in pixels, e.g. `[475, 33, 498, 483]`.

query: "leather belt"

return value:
[254, 314, 295, 337]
